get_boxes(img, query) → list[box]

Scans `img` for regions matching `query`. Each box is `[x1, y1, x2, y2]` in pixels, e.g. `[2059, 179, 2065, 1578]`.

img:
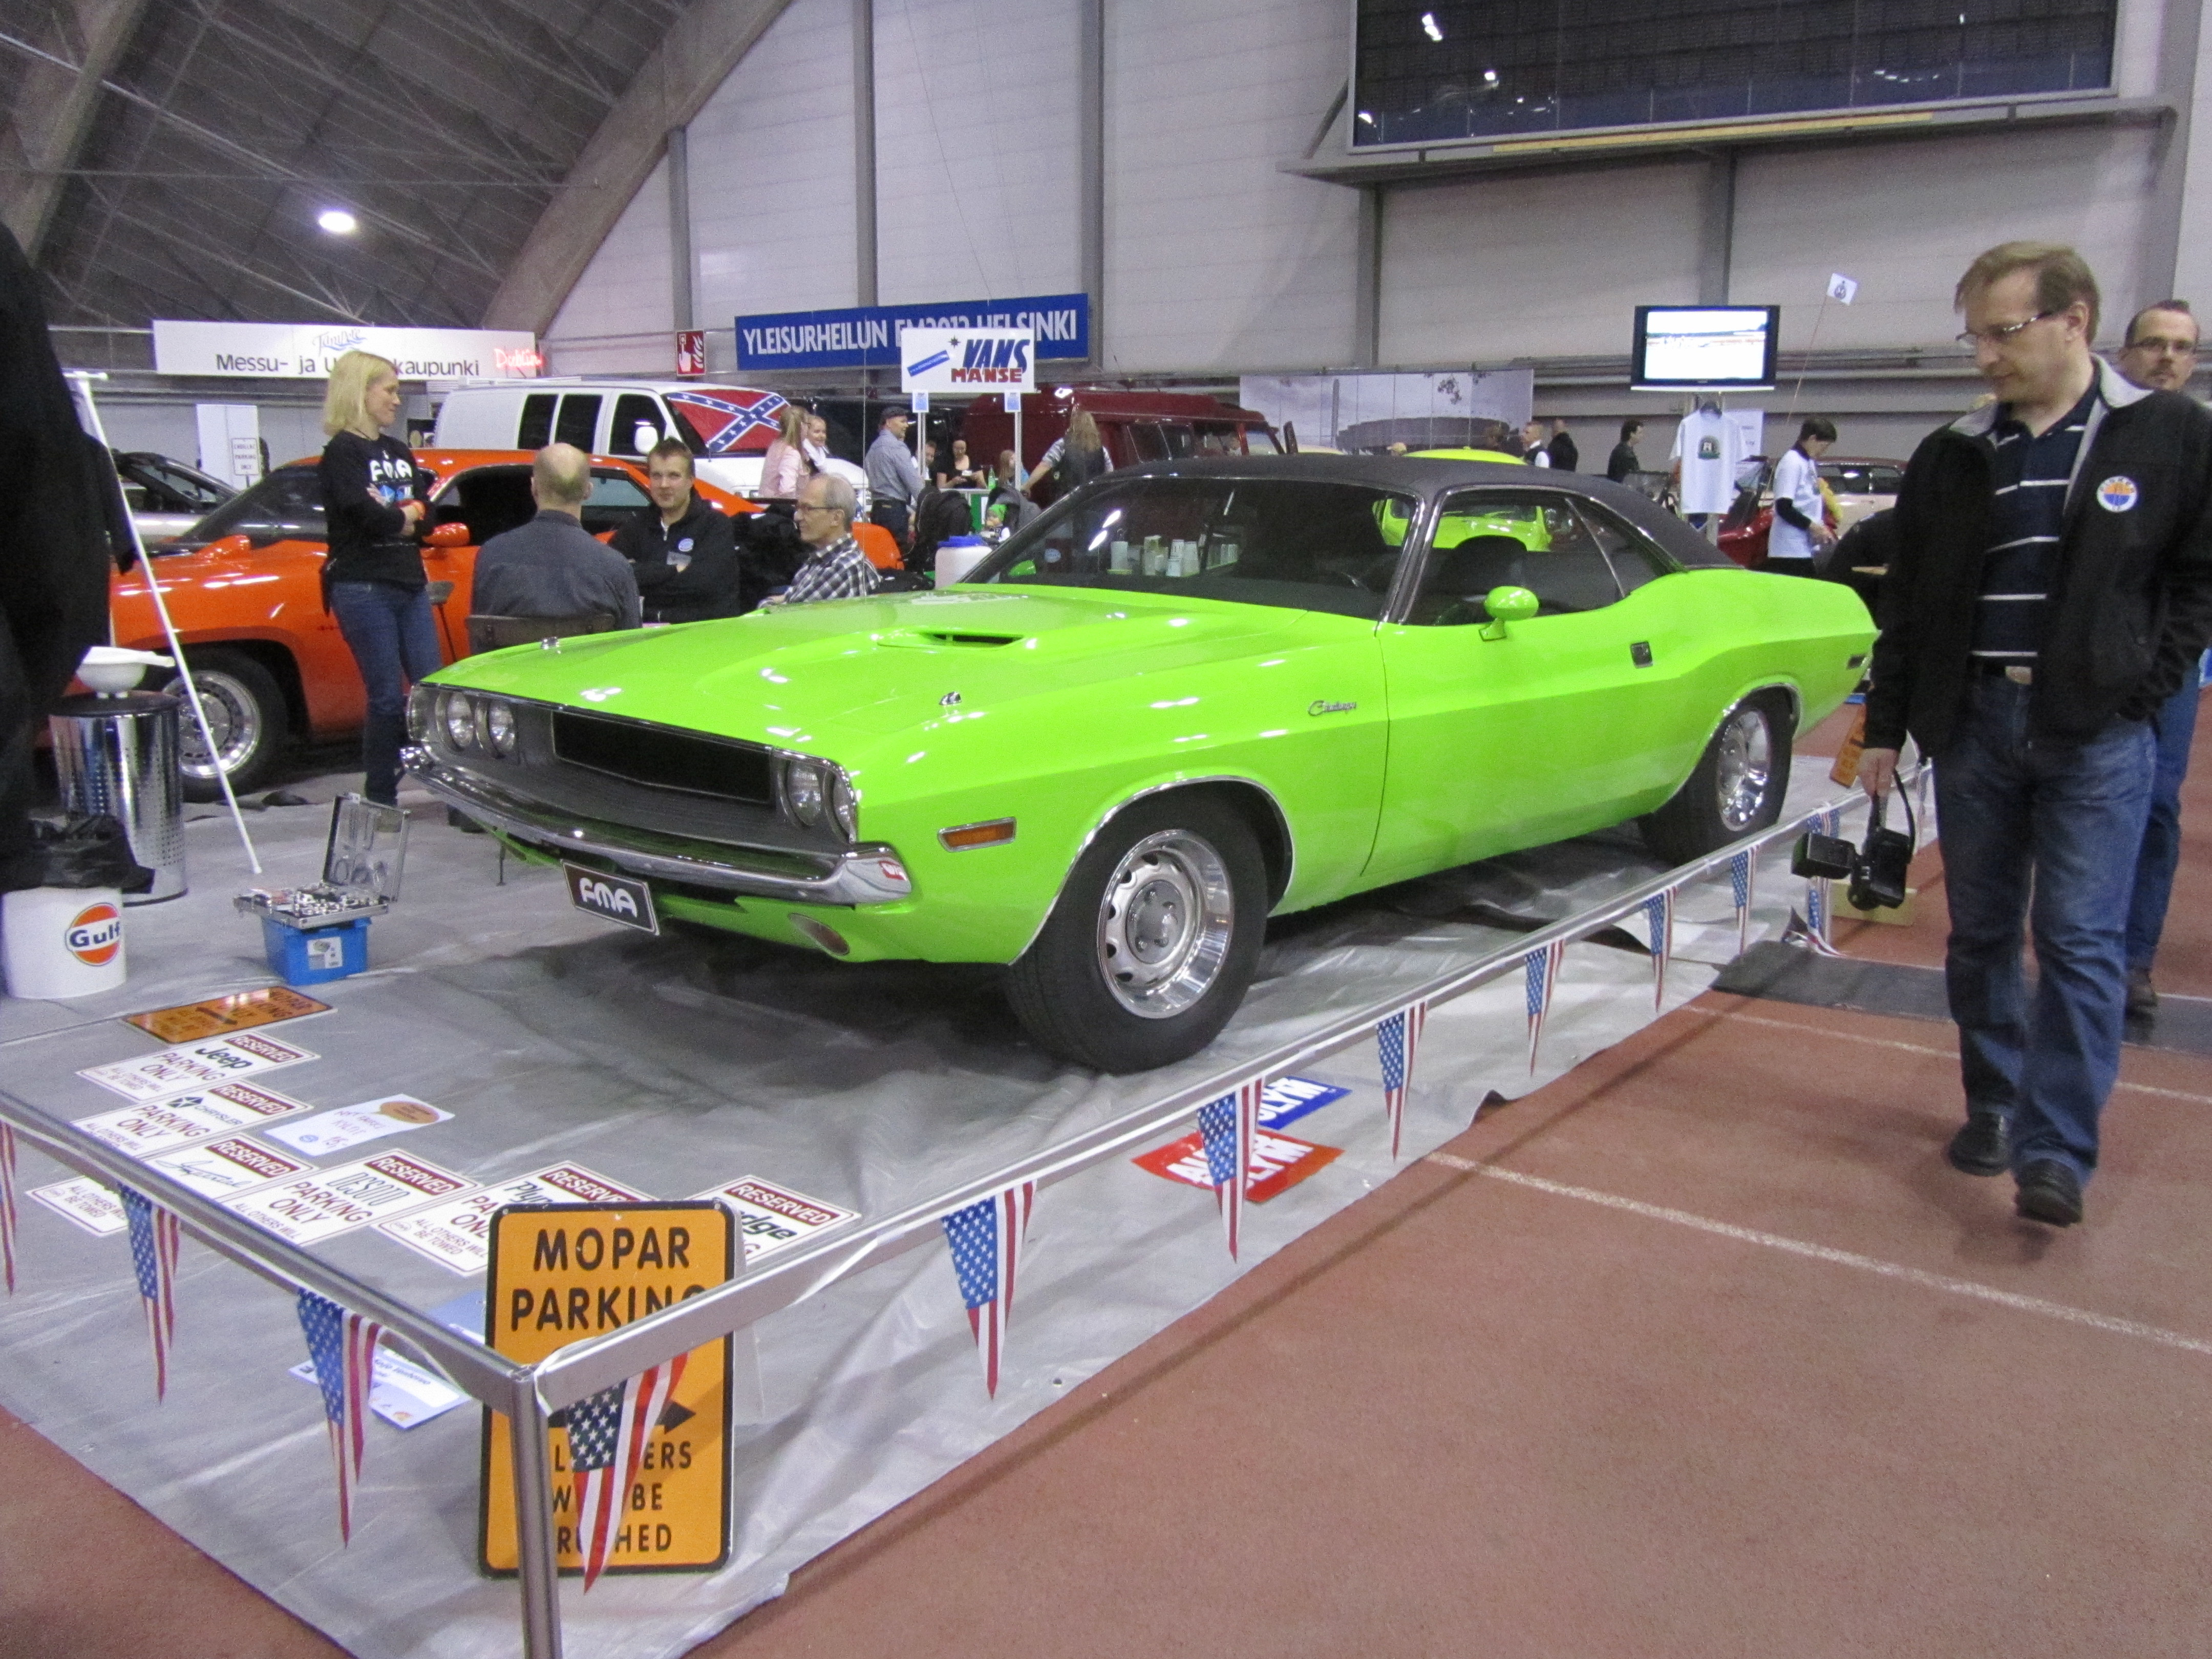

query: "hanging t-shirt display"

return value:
[1670, 407, 1755, 516]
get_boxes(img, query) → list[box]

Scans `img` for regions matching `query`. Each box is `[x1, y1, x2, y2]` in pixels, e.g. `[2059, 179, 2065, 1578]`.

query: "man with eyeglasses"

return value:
[2111, 300, 2206, 1020]
[769, 473, 879, 607]
[1859, 242, 2212, 1227]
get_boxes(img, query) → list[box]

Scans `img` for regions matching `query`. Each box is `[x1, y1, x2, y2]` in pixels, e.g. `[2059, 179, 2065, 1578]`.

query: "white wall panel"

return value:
[544, 156, 674, 374]
[872, 0, 1080, 306]
[688, 0, 860, 326]
[1103, 0, 1355, 373]
[1729, 125, 2158, 353]
[1379, 163, 1708, 366]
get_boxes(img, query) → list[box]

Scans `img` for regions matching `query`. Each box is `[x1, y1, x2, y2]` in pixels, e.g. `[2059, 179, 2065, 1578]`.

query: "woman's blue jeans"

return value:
[330, 581, 442, 805]
[1936, 676, 2155, 1184]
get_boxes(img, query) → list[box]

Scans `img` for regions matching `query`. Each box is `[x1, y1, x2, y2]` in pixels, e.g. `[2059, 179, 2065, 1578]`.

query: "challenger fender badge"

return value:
[2096, 476, 2140, 512]
[940, 691, 961, 707]
[1308, 699, 1356, 716]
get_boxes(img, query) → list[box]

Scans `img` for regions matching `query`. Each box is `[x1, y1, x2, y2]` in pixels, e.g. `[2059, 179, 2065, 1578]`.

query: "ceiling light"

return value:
[317, 208, 358, 235]
[1483, 68, 1499, 85]
[1421, 12, 1444, 40]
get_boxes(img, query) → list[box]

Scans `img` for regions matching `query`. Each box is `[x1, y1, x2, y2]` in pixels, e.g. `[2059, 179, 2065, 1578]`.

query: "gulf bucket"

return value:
[2, 885, 126, 998]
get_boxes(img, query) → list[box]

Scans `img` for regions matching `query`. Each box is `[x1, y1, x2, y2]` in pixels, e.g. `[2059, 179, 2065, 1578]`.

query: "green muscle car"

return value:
[406, 457, 1874, 1072]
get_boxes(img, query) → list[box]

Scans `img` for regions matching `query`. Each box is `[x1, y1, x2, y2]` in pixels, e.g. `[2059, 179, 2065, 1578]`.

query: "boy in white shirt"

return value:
[1767, 416, 1837, 571]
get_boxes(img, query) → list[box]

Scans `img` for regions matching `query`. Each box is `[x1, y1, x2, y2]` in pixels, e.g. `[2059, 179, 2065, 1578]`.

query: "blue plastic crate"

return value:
[261, 914, 370, 985]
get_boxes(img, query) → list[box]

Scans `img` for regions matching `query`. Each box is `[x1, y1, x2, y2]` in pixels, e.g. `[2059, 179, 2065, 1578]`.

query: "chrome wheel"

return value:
[177, 668, 263, 781]
[1094, 828, 1236, 1018]
[1713, 704, 1774, 832]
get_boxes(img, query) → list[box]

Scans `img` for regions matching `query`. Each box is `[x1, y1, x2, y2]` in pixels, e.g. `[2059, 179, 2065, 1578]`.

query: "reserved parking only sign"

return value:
[479, 1201, 734, 1579]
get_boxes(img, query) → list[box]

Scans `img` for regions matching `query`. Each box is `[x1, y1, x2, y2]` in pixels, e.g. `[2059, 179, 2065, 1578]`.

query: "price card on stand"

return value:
[480, 1202, 733, 1579]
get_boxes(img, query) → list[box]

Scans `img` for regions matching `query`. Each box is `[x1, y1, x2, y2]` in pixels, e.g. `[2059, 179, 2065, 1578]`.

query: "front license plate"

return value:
[562, 863, 659, 934]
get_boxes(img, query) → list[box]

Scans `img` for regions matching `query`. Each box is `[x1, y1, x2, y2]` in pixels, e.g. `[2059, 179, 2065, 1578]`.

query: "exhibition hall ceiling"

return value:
[4, 0, 686, 329]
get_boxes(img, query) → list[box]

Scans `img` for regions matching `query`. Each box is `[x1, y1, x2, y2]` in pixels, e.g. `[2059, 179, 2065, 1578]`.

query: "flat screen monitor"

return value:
[1631, 306, 1779, 390]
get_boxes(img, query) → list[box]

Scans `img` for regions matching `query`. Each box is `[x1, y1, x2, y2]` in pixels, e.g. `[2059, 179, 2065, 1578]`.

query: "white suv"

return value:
[432, 379, 791, 498]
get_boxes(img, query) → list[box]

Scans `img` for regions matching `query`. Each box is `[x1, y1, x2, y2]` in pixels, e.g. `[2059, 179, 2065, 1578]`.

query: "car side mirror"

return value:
[1478, 584, 1539, 640]
[633, 421, 658, 453]
[424, 521, 471, 547]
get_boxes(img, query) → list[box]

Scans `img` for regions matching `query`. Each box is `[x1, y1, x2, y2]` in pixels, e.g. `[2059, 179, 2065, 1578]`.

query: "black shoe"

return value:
[1946, 1113, 2010, 1177]
[2015, 1160, 2083, 1227]
[2125, 967, 2157, 1019]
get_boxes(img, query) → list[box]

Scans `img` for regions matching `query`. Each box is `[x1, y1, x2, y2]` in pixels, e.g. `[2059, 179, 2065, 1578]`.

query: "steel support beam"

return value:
[667, 123, 693, 332]
[483, 0, 799, 332]
[854, 0, 876, 308]
[2138, 0, 2203, 316]
[1077, 0, 1103, 368]
[1696, 151, 1736, 306]
[0, 0, 150, 258]
[1353, 185, 1382, 369]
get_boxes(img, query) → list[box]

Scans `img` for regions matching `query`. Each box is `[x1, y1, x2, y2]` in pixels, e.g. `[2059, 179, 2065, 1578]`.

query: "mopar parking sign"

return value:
[563, 864, 658, 935]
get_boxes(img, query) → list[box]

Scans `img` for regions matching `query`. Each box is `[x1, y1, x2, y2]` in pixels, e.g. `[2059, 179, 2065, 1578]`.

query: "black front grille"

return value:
[551, 711, 776, 806]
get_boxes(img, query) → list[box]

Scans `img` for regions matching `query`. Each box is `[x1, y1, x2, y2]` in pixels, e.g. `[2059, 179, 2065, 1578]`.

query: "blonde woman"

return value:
[1025, 407, 1110, 498]
[317, 349, 434, 804]
[755, 403, 811, 502]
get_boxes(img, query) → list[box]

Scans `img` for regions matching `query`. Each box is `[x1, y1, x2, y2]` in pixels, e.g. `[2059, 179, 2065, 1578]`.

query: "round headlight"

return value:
[484, 699, 516, 756]
[442, 692, 478, 750]
[784, 757, 826, 827]
[829, 771, 858, 841]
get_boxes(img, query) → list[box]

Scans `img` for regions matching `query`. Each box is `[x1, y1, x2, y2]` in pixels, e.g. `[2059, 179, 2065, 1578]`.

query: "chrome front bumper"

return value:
[403, 747, 914, 907]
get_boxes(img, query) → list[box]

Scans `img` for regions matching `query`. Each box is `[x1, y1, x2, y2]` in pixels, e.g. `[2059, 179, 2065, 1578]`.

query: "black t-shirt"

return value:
[318, 431, 428, 590]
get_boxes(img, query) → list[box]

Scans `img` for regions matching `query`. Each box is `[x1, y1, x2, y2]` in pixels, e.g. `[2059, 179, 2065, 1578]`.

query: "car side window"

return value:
[582, 470, 651, 537]
[1575, 499, 1670, 594]
[610, 394, 664, 457]
[1130, 423, 1169, 461]
[439, 467, 536, 544]
[555, 394, 602, 451]
[517, 393, 557, 450]
[183, 465, 325, 548]
[1410, 490, 1625, 625]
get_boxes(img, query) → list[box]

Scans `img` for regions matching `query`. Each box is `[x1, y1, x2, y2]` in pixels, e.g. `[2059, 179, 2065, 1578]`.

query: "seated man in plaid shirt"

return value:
[772, 473, 881, 606]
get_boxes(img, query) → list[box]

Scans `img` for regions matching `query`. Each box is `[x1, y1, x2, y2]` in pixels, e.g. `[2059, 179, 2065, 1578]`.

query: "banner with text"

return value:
[153, 321, 542, 381]
[737, 293, 1088, 372]
[900, 327, 1036, 396]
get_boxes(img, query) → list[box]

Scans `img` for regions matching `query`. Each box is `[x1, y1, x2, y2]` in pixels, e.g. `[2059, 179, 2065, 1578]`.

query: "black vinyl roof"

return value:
[1117, 455, 1737, 570]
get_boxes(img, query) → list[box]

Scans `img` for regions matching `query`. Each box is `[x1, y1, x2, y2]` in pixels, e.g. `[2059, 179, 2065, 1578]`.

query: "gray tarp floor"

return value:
[0, 756, 1884, 1659]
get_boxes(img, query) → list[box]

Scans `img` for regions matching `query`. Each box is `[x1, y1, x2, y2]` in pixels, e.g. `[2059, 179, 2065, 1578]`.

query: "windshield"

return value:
[970, 475, 1418, 620]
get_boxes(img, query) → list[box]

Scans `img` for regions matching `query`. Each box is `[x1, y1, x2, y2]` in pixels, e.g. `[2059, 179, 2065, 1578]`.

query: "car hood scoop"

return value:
[876, 628, 1028, 649]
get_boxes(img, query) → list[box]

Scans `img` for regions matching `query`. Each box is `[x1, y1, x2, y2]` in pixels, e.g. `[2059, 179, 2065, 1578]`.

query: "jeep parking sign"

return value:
[563, 864, 659, 935]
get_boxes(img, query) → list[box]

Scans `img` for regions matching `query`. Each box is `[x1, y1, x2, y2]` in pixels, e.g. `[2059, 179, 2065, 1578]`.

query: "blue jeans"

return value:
[2124, 662, 2202, 970]
[1936, 676, 2155, 1184]
[330, 581, 442, 804]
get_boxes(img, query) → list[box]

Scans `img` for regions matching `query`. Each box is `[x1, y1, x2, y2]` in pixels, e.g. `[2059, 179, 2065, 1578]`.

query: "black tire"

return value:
[164, 650, 290, 801]
[1640, 692, 1795, 866]
[1006, 792, 1268, 1073]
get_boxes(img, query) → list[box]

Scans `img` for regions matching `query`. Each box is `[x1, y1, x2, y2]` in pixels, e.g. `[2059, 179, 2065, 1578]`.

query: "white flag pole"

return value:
[68, 373, 262, 874]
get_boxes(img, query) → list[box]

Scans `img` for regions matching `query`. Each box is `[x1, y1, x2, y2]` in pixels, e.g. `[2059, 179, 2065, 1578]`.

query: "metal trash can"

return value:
[49, 690, 187, 904]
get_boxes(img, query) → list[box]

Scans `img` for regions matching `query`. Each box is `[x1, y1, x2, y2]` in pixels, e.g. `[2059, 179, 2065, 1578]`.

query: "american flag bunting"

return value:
[121, 1186, 180, 1398]
[1730, 850, 1754, 955]
[297, 1289, 384, 1543]
[1377, 1004, 1428, 1158]
[567, 1354, 687, 1589]
[941, 1181, 1036, 1397]
[1643, 887, 1677, 1009]
[1196, 1079, 1264, 1259]
[0, 1123, 17, 1294]
[1804, 808, 1845, 956]
[1523, 939, 1567, 1073]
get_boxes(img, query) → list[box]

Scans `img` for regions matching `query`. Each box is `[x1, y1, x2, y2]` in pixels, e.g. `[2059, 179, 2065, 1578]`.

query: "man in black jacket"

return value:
[609, 439, 741, 623]
[0, 224, 114, 891]
[1859, 242, 2212, 1226]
